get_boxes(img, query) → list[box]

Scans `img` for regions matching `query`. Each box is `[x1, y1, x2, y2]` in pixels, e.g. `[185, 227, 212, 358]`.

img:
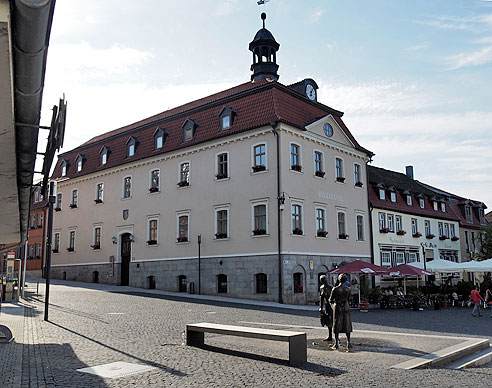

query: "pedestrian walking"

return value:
[485, 285, 492, 318]
[469, 285, 483, 317]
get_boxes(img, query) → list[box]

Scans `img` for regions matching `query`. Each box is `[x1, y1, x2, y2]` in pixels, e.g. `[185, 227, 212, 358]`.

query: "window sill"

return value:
[146, 243, 159, 247]
[177, 185, 191, 190]
[335, 180, 346, 184]
[121, 197, 132, 201]
[251, 169, 269, 176]
[215, 177, 230, 182]
[337, 238, 349, 241]
[148, 189, 160, 194]
[313, 174, 326, 180]
[315, 235, 328, 239]
[290, 233, 304, 237]
[252, 233, 269, 238]
[214, 237, 230, 241]
[176, 241, 190, 245]
[290, 169, 303, 175]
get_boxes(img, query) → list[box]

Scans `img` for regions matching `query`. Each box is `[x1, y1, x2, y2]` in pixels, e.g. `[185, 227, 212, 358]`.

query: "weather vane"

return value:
[257, 0, 270, 5]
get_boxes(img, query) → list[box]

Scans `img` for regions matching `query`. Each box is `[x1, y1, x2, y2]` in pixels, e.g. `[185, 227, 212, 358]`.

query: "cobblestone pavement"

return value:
[1, 279, 492, 387]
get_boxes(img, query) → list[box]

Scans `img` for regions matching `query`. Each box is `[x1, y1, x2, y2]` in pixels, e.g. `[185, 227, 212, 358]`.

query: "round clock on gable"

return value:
[305, 84, 316, 101]
[323, 123, 333, 137]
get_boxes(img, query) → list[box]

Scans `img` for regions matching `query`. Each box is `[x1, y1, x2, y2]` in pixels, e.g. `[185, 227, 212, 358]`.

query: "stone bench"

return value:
[186, 322, 307, 366]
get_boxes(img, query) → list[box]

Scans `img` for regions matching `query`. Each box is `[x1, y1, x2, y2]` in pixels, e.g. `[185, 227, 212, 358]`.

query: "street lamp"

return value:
[197, 234, 201, 295]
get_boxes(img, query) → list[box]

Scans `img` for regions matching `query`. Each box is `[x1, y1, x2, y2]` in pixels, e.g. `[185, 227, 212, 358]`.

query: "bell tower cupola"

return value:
[249, 13, 280, 81]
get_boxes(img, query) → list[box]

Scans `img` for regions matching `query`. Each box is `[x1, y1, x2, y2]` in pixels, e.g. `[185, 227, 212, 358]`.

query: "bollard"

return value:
[37, 280, 39, 295]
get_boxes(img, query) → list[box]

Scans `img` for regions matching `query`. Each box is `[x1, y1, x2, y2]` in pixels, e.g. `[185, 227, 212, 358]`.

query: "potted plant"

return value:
[315, 170, 325, 178]
[177, 236, 188, 243]
[336, 176, 345, 183]
[91, 244, 100, 250]
[426, 233, 435, 239]
[215, 232, 227, 239]
[147, 239, 157, 245]
[67, 247, 74, 252]
[292, 227, 303, 235]
[177, 181, 189, 188]
[252, 165, 266, 173]
[291, 164, 302, 172]
[439, 235, 448, 240]
[69, 203, 77, 209]
[339, 233, 349, 239]
[215, 173, 228, 180]
[355, 181, 363, 187]
[451, 236, 459, 241]
[149, 187, 159, 193]
[380, 227, 390, 233]
[317, 230, 328, 237]
[412, 232, 422, 238]
[94, 199, 103, 204]
[396, 230, 406, 236]
[54, 207, 61, 212]
[252, 228, 266, 236]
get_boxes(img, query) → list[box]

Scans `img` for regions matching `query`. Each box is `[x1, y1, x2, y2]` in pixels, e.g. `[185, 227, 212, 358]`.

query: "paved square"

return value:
[77, 361, 157, 379]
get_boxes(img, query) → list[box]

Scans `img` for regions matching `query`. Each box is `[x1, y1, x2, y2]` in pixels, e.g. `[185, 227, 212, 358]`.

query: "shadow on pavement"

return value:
[198, 344, 345, 378]
[48, 321, 187, 377]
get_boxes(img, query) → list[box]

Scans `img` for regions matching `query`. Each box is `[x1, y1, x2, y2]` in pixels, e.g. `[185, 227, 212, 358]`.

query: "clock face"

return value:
[323, 123, 333, 137]
[305, 84, 316, 101]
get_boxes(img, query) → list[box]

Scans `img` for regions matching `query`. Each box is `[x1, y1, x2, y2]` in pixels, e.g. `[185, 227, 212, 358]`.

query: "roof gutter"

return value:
[12, 0, 56, 243]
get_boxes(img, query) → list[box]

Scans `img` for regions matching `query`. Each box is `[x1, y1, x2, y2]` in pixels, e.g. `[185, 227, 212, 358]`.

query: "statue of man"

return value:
[319, 275, 333, 342]
[329, 274, 353, 350]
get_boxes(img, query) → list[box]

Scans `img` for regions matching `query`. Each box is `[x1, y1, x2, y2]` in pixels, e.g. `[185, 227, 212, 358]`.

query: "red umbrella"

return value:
[388, 264, 434, 277]
[329, 259, 389, 275]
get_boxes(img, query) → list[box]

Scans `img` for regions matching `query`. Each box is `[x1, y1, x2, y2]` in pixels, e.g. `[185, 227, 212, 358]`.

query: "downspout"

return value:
[271, 121, 282, 304]
[365, 156, 376, 289]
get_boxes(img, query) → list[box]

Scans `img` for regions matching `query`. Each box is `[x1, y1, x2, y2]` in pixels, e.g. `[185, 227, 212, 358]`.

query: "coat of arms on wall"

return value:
[123, 209, 129, 220]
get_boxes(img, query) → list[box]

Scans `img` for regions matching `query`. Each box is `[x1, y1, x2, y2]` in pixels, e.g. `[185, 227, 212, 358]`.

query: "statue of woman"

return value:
[329, 274, 353, 350]
[319, 275, 333, 342]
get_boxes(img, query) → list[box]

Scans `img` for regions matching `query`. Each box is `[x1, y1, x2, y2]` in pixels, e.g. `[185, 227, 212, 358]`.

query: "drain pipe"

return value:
[270, 121, 282, 304]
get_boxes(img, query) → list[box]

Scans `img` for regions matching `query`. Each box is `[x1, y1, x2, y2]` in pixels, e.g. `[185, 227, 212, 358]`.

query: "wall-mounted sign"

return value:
[318, 191, 343, 202]
[123, 209, 129, 220]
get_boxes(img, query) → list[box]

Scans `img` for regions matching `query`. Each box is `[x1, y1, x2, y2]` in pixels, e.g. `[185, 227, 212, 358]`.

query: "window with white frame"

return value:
[433, 201, 438, 211]
[444, 223, 449, 238]
[126, 137, 139, 157]
[291, 203, 303, 234]
[337, 211, 347, 238]
[76, 158, 83, 172]
[123, 176, 132, 198]
[55, 193, 62, 210]
[178, 162, 190, 186]
[150, 169, 160, 192]
[441, 202, 446, 212]
[53, 232, 60, 253]
[252, 202, 268, 235]
[438, 222, 443, 237]
[315, 207, 326, 237]
[147, 218, 158, 245]
[95, 183, 104, 202]
[177, 213, 189, 242]
[215, 206, 229, 239]
[128, 143, 135, 157]
[396, 215, 402, 232]
[93, 227, 101, 249]
[420, 198, 425, 208]
[252, 143, 266, 172]
[465, 205, 472, 222]
[216, 153, 228, 180]
[387, 214, 394, 232]
[408, 252, 417, 263]
[154, 128, 167, 149]
[395, 252, 405, 265]
[335, 157, 344, 181]
[70, 189, 78, 208]
[450, 224, 456, 238]
[407, 195, 412, 206]
[471, 231, 476, 251]
[356, 214, 365, 241]
[290, 143, 301, 171]
[379, 189, 385, 200]
[61, 161, 68, 177]
[411, 218, 418, 235]
[68, 230, 76, 251]
[425, 220, 431, 236]
[101, 150, 107, 165]
[378, 212, 386, 230]
[354, 164, 362, 186]
[37, 213, 43, 228]
[465, 231, 470, 252]
[314, 151, 324, 177]
[381, 251, 391, 267]
[390, 192, 396, 202]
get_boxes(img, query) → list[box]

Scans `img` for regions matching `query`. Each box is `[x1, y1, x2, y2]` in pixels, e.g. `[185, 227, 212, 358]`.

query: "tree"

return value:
[479, 224, 492, 260]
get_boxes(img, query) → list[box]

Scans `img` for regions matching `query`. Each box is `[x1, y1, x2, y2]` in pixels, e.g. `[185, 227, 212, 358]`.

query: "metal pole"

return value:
[44, 181, 56, 321]
[22, 240, 27, 298]
[198, 234, 201, 295]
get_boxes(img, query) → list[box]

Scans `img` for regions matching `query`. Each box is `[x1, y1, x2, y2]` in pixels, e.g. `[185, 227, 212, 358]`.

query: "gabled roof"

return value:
[52, 79, 371, 180]
[368, 165, 459, 221]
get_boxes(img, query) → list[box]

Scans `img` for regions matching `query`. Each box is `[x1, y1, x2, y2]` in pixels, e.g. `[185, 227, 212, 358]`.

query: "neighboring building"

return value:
[368, 165, 461, 270]
[49, 16, 373, 304]
[486, 211, 492, 224]
[417, 180, 489, 262]
[26, 185, 47, 276]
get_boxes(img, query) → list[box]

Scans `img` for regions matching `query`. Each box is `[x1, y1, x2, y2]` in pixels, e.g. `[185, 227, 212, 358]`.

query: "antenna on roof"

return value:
[261, 12, 266, 28]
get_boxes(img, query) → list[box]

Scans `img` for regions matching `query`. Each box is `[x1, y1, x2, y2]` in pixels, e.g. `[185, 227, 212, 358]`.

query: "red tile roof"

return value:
[52, 79, 371, 180]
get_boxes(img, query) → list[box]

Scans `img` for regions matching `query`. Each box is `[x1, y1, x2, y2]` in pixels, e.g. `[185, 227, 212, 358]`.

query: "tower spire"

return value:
[249, 13, 280, 81]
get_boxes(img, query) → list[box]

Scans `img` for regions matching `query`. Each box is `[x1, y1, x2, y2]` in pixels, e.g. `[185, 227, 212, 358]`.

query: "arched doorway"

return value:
[120, 233, 132, 286]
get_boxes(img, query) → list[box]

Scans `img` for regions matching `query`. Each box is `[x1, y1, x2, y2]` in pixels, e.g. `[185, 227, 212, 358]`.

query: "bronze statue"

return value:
[319, 275, 333, 342]
[329, 274, 353, 350]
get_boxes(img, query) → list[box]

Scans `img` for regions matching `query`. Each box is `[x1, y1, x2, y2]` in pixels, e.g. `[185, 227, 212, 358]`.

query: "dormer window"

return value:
[153, 127, 168, 150]
[218, 106, 236, 131]
[379, 189, 385, 200]
[407, 195, 412, 206]
[74, 154, 86, 173]
[182, 118, 198, 142]
[441, 202, 446, 212]
[465, 205, 472, 222]
[126, 136, 139, 157]
[433, 201, 438, 211]
[420, 198, 425, 208]
[390, 192, 396, 203]
[61, 160, 70, 177]
[99, 146, 111, 165]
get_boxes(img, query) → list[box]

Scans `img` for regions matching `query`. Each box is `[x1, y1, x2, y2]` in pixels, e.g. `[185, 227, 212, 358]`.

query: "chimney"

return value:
[405, 166, 414, 180]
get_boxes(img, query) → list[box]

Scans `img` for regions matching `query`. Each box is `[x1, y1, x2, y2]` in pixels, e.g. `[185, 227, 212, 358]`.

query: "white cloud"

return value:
[312, 9, 326, 21]
[406, 42, 430, 51]
[215, 0, 240, 16]
[446, 43, 492, 70]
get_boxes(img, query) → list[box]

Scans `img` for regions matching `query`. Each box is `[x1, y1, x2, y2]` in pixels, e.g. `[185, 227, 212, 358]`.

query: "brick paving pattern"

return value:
[1, 280, 492, 387]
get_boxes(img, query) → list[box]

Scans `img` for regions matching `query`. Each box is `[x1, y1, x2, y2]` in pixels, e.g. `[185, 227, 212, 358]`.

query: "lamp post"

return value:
[44, 181, 56, 321]
[197, 234, 201, 295]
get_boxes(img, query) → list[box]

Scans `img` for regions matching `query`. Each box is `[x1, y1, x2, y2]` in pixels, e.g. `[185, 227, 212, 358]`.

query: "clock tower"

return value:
[249, 13, 280, 81]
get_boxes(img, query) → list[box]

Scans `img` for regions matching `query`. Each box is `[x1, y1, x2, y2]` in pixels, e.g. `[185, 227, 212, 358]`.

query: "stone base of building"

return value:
[50, 255, 369, 304]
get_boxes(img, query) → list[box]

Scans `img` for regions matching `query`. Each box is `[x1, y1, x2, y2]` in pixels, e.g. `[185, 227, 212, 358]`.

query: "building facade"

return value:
[368, 165, 462, 270]
[26, 185, 47, 276]
[49, 18, 373, 304]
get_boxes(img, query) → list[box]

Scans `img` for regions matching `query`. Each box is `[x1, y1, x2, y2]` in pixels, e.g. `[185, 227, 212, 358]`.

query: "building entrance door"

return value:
[120, 233, 131, 286]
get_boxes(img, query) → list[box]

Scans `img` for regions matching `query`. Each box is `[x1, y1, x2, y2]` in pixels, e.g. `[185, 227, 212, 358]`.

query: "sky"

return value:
[38, 0, 492, 209]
